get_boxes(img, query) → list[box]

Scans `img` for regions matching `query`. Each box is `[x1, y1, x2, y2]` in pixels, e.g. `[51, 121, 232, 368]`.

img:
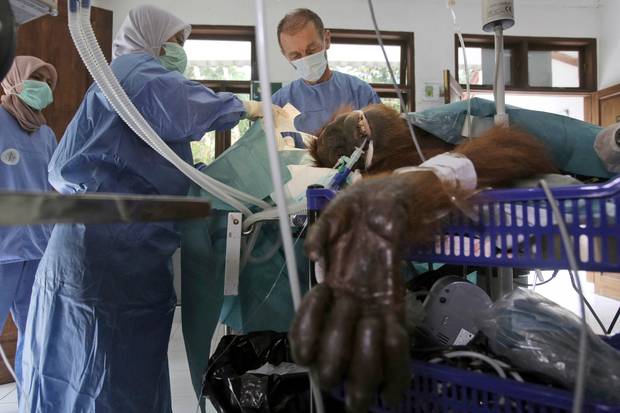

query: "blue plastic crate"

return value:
[333, 359, 620, 413]
[307, 177, 620, 272]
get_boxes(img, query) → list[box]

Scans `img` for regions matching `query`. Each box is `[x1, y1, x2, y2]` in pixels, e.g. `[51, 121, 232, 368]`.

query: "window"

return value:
[329, 29, 415, 111]
[458, 47, 512, 86]
[456, 35, 596, 92]
[185, 26, 256, 165]
[185, 40, 252, 81]
[528, 50, 580, 88]
[471, 92, 585, 121]
[455, 35, 596, 121]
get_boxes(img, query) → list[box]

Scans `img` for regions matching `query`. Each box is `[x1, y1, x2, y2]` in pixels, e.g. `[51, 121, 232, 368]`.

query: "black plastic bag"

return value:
[203, 331, 344, 413]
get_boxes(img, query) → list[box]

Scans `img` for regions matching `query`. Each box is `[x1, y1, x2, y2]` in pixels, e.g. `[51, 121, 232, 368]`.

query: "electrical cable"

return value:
[366, 0, 425, 163]
[429, 351, 507, 379]
[430, 350, 524, 383]
[243, 201, 307, 230]
[447, 1, 472, 135]
[539, 179, 586, 413]
[566, 270, 620, 335]
[514, 270, 559, 288]
[247, 236, 283, 265]
[531, 269, 540, 291]
[494, 359, 524, 382]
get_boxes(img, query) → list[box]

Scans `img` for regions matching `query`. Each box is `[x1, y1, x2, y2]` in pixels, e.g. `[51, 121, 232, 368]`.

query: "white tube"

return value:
[243, 201, 307, 230]
[367, 0, 425, 163]
[494, 25, 509, 127]
[254, 2, 324, 412]
[539, 180, 587, 413]
[254, 0, 301, 310]
[430, 351, 507, 379]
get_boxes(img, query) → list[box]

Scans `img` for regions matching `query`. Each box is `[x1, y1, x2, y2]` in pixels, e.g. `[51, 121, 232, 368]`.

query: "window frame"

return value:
[329, 28, 415, 111]
[186, 25, 257, 156]
[454, 34, 597, 94]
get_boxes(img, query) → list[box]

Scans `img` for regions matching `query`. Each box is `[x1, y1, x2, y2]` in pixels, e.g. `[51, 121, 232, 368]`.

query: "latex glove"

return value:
[242, 100, 263, 120]
[242, 100, 286, 121]
[290, 174, 416, 412]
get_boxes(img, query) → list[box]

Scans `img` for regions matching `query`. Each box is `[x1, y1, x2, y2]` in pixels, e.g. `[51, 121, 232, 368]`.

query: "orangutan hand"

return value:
[289, 175, 414, 412]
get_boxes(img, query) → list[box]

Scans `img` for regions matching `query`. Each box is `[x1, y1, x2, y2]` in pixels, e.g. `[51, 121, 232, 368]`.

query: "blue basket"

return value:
[307, 177, 620, 271]
[332, 360, 620, 413]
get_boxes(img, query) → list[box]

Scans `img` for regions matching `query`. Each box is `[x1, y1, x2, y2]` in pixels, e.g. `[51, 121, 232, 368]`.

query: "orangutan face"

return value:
[309, 104, 405, 170]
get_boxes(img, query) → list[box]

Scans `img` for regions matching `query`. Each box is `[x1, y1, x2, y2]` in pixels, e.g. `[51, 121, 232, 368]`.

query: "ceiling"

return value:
[450, 0, 604, 7]
[523, 0, 603, 6]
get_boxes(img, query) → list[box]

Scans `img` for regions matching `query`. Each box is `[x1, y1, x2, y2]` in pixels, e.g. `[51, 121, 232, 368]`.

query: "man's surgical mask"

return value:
[9, 80, 54, 111]
[291, 50, 328, 83]
[159, 42, 188, 74]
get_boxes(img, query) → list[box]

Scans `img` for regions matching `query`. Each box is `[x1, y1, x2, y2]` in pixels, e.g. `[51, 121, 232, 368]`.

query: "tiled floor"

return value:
[0, 273, 618, 412]
[0, 307, 216, 413]
[528, 270, 620, 336]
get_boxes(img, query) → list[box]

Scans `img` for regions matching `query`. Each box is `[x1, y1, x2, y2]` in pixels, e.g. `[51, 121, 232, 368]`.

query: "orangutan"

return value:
[291, 105, 558, 412]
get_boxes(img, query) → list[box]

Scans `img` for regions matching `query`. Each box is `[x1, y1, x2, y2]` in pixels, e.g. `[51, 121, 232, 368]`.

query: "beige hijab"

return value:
[112, 5, 191, 59]
[1, 56, 58, 132]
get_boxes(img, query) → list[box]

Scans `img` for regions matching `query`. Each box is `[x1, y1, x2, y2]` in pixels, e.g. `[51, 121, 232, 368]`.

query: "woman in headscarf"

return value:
[0, 56, 57, 398]
[19, 6, 259, 412]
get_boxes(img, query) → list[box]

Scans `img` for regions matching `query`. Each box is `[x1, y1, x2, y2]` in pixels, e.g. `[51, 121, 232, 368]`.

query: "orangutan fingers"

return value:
[345, 316, 384, 413]
[316, 294, 360, 389]
[381, 314, 411, 407]
[289, 284, 332, 366]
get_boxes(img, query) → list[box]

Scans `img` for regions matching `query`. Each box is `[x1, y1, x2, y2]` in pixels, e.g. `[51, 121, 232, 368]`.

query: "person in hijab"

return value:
[19, 6, 256, 412]
[0, 56, 57, 399]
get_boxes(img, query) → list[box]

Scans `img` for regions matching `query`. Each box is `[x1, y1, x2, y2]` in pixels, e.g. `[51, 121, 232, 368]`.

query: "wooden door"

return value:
[0, 315, 17, 385]
[589, 83, 620, 127]
[12, 0, 113, 139]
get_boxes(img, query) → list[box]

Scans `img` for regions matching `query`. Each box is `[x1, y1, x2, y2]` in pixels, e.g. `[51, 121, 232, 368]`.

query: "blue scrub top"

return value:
[272, 70, 380, 140]
[49, 52, 245, 197]
[0, 107, 56, 264]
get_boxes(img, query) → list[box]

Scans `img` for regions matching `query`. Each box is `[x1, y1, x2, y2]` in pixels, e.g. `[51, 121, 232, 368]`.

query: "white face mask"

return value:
[291, 49, 328, 83]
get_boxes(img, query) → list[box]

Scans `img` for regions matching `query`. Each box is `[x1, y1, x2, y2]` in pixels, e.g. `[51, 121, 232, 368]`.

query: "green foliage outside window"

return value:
[330, 61, 400, 84]
[185, 62, 251, 81]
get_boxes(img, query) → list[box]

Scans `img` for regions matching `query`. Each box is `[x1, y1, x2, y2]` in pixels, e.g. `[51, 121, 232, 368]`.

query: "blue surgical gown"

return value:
[272, 71, 380, 145]
[20, 53, 245, 413]
[0, 106, 56, 395]
[0, 107, 56, 264]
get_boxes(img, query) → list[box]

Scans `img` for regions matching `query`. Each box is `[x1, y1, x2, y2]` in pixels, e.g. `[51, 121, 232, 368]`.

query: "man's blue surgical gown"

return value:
[272, 71, 380, 146]
[20, 53, 245, 413]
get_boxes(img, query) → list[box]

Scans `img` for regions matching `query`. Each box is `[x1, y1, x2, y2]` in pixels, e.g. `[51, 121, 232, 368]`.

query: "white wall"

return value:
[93, 0, 602, 110]
[599, 0, 620, 90]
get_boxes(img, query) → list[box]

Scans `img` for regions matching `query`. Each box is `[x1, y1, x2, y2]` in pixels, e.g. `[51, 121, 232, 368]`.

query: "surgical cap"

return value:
[112, 5, 191, 59]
